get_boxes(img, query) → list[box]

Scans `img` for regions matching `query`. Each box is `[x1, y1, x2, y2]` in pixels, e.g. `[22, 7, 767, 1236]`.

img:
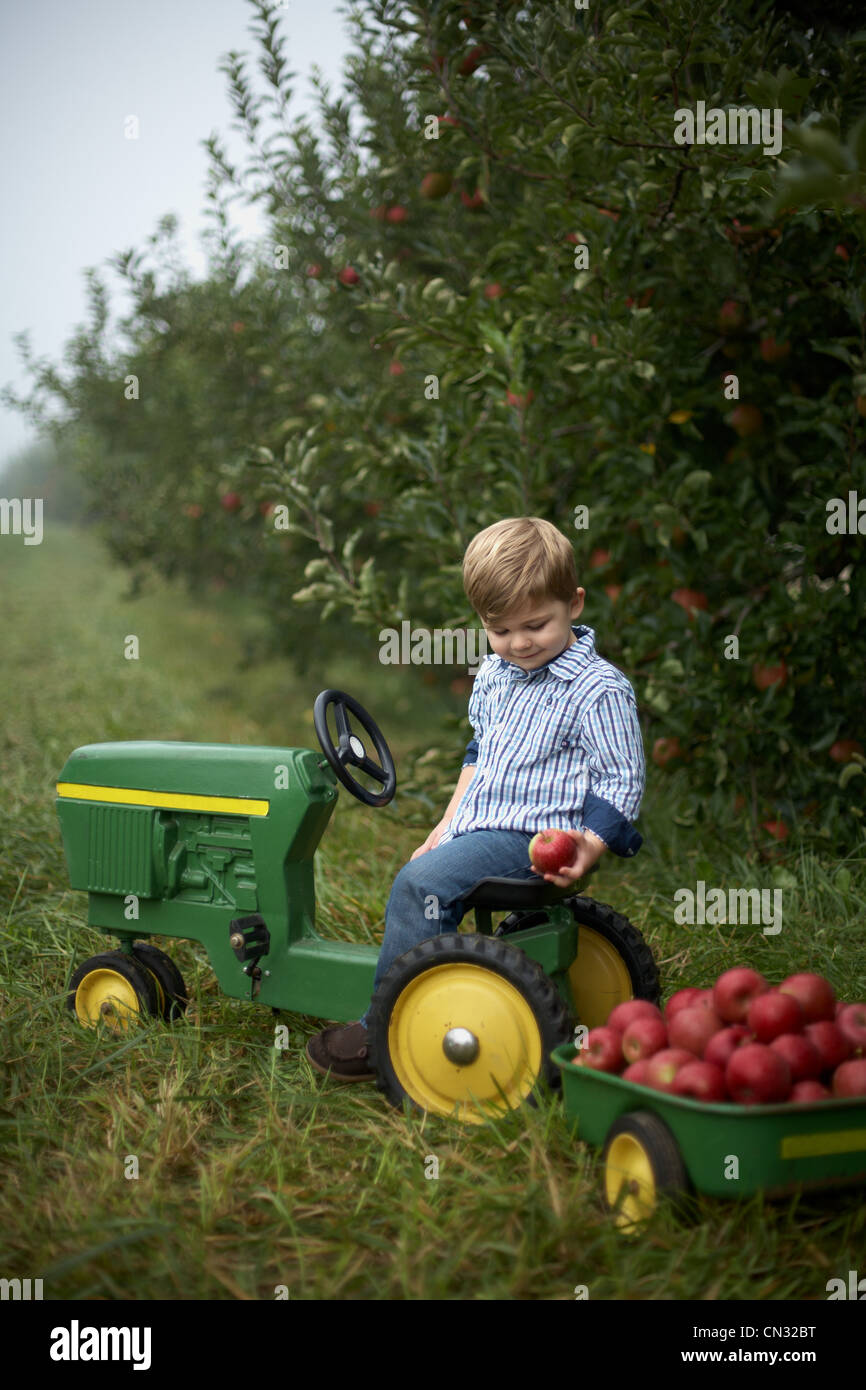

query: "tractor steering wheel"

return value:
[313, 689, 397, 807]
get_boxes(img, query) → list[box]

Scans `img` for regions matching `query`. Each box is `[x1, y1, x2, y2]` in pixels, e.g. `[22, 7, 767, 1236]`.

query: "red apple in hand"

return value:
[832, 1059, 866, 1097]
[769, 1032, 823, 1081]
[704, 1025, 752, 1069]
[804, 1021, 852, 1072]
[668, 1005, 724, 1057]
[529, 829, 577, 875]
[837, 1003, 866, 1054]
[582, 1026, 623, 1073]
[607, 1000, 663, 1034]
[622, 1015, 669, 1063]
[747, 990, 804, 1043]
[646, 1048, 696, 1093]
[726, 1044, 792, 1104]
[778, 972, 836, 1024]
[713, 967, 769, 1023]
[672, 1060, 728, 1102]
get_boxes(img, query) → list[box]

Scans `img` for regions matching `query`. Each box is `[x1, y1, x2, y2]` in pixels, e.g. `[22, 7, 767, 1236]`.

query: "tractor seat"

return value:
[461, 873, 587, 911]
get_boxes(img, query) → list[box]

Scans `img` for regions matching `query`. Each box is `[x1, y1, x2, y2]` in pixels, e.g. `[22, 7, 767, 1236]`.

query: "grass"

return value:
[1, 522, 865, 1300]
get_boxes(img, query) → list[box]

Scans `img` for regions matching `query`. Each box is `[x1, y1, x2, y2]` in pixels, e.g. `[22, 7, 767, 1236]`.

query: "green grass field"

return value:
[1, 523, 864, 1300]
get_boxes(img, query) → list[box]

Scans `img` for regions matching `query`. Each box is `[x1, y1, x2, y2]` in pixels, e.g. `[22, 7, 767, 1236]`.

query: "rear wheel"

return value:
[66, 952, 160, 1033]
[496, 895, 659, 1029]
[367, 933, 572, 1124]
[131, 942, 188, 1021]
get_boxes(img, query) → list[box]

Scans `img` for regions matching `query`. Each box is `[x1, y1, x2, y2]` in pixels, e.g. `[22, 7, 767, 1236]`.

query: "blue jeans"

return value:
[358, 828, 539, 1027]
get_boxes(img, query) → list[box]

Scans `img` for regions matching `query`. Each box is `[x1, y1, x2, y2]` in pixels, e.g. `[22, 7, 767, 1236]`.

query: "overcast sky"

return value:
[0, 0, 354, 469]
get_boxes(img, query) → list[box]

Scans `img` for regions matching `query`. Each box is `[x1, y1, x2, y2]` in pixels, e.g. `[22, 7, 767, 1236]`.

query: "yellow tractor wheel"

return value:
[66, 952, 160, 1033]
[366, 934, 571, 1124]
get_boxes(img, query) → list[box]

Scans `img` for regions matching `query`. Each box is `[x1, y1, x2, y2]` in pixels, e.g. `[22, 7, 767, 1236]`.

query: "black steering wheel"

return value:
[313, 689, 397, 807]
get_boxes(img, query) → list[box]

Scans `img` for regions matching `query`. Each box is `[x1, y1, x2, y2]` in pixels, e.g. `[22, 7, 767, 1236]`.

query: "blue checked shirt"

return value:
[436, 625, 645, 856]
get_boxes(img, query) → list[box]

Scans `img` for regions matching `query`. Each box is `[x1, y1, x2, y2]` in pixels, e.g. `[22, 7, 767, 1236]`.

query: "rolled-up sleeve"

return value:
[579, 689, 645, 857]
[461, 667, 487, 767]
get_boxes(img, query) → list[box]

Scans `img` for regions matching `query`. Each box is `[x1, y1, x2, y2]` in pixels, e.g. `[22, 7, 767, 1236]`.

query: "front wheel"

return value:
[367, 933, 572, 1124]
[66, 951, 160, 1033]
[601, 1111, 691, 1236]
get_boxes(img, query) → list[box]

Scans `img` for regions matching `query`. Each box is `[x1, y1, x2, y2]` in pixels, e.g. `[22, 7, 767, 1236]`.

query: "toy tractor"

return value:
[56, 689, 660, 1124]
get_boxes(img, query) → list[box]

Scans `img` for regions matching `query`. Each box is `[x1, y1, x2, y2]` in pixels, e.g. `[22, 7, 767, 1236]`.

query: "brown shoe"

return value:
[305, 1021, 375, 1082]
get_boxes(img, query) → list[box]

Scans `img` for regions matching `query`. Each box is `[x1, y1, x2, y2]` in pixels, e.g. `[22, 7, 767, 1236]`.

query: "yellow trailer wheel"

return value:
[601, 1112, 691, 1236]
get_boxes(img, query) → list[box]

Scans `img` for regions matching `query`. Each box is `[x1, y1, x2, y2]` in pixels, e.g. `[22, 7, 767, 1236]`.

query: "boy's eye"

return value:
[492, 622, 545, 636]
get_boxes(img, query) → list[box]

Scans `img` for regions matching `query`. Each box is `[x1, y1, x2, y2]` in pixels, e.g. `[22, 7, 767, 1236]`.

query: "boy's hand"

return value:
[410, 822, 448, 860]
[532, 828, 607, 886]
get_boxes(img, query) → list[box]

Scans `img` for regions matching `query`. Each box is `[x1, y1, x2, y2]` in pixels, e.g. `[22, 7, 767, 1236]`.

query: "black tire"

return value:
[496, 895, 660, 1026]
[131, 942, 188, 1022]
[66, 951, 161, 1031]
[601, 1111, 693, 1235]
[367, 933, 572, 1123]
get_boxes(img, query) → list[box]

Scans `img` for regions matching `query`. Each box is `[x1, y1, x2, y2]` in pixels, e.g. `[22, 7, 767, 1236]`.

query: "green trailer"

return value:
[56, 688, 660, 1124]
[552, 1042, 866, 1233]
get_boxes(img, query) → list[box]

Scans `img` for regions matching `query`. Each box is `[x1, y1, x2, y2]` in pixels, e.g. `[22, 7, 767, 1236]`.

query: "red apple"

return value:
[582, 1026, 623, 1073]
[718, 299, 745, 332]
[220, 492, 242, 512]
[834, 243, 851, 261]
[528, 829, 577, 875]
[385, 205, 408, 223]
[652, 736, 685, 768]
[778, 972, 836, 1024]
[831, 1059, 866, 1097]
[483, 282, 505, 299]
[665, 987, 707, 1022]
[668, 1005, 724, 1057]
[671, 588, 709, 617]
[769, 1032, 823, 1081]
[589, 548, 611, 569]
[606, 1000, 663, 1034]
[622, 1059, 653, 1086]
[761, 819, 789, 841]
[759, 336, 791, 363]
[752, 660, 789, 691]
[804, 1021, 853, 1073]
[337, 266, 360, 287]
[747, 990, 805, 1043]
[388, 361, 405, 376]
[621, 1015, 669, 1063]
[460, 188, 485, 211]
[835, 1000, 848, 1019]
[419, 172, 452, 199]
[837, 1003, 866, 1053]
[605, 585, 623, 603]
[646, 1048, 697, 1093]
[505, 389, 534, 409]
[672, 1060, 728, 1102]
[704, 1025, 752, 1069]
[713, 968, 770, 1024]
[184, 503, 203, 519]
[306, 263, 322, 278]
[790, 1080, 832, 1102]
[829, 739, 863, 762]
[730, 404, 763, 437]
[726, 1044, 792, 1104]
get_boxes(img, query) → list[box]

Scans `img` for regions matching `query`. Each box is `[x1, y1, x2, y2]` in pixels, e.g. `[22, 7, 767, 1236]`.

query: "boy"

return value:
[306, 516, 645, 1080]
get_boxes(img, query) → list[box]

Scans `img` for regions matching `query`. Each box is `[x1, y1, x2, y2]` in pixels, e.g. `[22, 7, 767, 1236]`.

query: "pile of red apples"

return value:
[572, 969, 866, 1104]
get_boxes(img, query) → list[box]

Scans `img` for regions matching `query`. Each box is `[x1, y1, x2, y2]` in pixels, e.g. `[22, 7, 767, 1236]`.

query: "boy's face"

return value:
[482, 589, 585, 671]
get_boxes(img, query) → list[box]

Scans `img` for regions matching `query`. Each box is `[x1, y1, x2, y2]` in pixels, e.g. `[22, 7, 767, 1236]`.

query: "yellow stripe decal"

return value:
[781, 1129, 866, 1160]
[55, 782, 269, 817]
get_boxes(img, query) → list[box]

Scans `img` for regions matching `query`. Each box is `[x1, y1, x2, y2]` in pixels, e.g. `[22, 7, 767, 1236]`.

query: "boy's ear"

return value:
[571, 587, 586, 617]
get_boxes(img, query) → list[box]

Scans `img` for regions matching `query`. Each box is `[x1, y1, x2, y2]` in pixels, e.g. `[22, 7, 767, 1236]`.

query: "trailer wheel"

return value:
[601, 1111, 691, 1235]
[66, 952, 160, 1033]
[496, 895, 659, 1029]
[367, 934, 572, 1124]
[131, 942, 188, 1022]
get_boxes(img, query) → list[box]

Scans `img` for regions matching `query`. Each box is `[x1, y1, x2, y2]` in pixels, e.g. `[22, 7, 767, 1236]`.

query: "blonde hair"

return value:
[462, 517, 580, 625]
